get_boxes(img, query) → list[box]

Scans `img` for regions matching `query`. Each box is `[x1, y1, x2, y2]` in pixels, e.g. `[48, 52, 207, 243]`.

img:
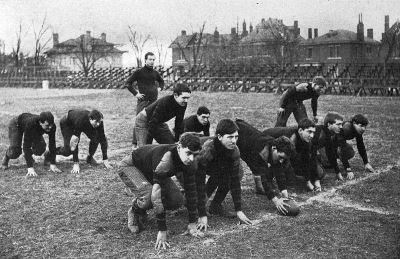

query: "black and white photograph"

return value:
[1, 0, 399, 257]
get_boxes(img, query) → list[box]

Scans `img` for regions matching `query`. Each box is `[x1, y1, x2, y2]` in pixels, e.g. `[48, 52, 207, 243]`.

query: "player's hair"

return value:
[216, 119, 238, 136]
[298, 118, 315, 130]
[144, 52, 155, 60]
[39, 111, 54, 124]
[173, 83, 191, 96]
[89, 109, 103, 121]
[323, 112, 344, 126]
[351, 114, 369, 126]
[197, 106, 210, 116]
[272, 136, 295, 158]
[312, 76, 327, 88]
[179, 133, 201, 151]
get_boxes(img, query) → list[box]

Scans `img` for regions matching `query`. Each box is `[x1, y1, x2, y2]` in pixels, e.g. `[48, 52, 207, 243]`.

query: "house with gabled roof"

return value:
[45, 31, 125, 71]
[297, 14, 380, 65]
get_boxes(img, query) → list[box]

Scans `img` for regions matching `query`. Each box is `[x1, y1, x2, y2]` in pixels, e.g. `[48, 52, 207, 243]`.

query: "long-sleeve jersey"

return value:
[314, 125, 340, 173]
[66, 110, 108, 162]
[125, 66, 164, 102]
[279, 83, 320, 116]
[131, 144, 206, 231]
[197, 138, 242, 211]
[184, 114, 210, 136]
[236, 119, 285, 200]
[337, 121, 369, 164]
[145, 95, 186, 141]
[17, 113, 56, 167]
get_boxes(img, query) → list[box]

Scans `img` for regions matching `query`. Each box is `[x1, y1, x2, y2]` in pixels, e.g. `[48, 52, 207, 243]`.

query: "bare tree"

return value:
[175, 22, 208, 74]
[12, 22, 23, 68]
[74, 35, 108, 76]
[32, 15, 51, 67]
[127, 26, 151, 67]
[155, 37, 168, 67]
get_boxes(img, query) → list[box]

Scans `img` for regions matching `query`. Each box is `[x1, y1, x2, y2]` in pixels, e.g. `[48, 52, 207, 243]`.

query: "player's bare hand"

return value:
[336, 172, 344, 181]
[136, 93, 145, 100]
[196, 216, 208, 232]
[365, 163, 376, 173]
[237, 211, 252, 225]
[272, 197, 288, 215]
[50, 164, 62, 173]
[26, 168, 37, 177]
[155, 231, 170, 250]
[71, 163, 80, 174]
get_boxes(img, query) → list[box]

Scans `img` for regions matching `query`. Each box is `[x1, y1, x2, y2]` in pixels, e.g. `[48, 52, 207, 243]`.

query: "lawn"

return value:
[0, 88, 399, 258]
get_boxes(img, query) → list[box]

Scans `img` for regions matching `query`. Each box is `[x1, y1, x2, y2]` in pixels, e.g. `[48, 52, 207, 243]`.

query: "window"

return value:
[307, 47, 313, 59]
[329, 45, 340, 58]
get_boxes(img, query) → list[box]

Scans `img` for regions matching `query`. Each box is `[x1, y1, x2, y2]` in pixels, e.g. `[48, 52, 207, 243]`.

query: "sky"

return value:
[1, 0, 399, 66]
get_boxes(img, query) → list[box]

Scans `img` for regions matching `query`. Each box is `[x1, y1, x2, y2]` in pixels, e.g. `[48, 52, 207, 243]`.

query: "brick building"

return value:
[45, 31, 125, 71]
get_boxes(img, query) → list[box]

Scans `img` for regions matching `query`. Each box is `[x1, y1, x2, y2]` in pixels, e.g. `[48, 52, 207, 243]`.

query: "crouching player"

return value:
[235, 119, 296, 215]
[1, 112, 61, 177]
[198, 119, 252, 224]
[117, 133, 207, 250]
[56, 109, 112, 174]
[336, 114, 376, 179]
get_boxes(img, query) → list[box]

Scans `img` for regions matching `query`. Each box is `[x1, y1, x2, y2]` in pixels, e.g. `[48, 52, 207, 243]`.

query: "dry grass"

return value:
[0, 88, 400, 258]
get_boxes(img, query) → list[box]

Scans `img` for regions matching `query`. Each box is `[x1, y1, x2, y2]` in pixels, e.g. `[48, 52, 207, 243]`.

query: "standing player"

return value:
[133, 83, 191, 147]
[275, 76, 326, 127]
[126, 52, 165, 150]
[56, 109, 112, 174]
[116, 133, 207, 250]
[184, 106, 210, 136]
[1, 112, 62, 177]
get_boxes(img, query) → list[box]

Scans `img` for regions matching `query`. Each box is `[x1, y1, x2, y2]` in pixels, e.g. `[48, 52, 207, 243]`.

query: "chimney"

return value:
[261, 18, 265, 24]
[181, 30, 186, 36]
[242, 20, 248, 37]
[308, 28, 312, 39]
[213, 28, 219, 43]
[357, 13, 364, 41]
[314, 28, 318, 38]
[86, 31, 91, 38]
[231, 27, 236, 35]
[385, 15, 389, 32]
[294, 20, 298, 29]
[367, 28, 373, 39]
[53, 33, 59, 46]
[101, 32, 106, 41]
[249, 23, 253, 33]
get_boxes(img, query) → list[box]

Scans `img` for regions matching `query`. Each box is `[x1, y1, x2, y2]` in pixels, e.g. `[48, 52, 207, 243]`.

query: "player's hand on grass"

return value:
[155, 231, 170, 250]
[365, 163, 376, 173]
[71, 163, 80, 174]
[26, 167, 37, 177]
[281, 189, 289, 198]
[50, 164, 62, 173]
[345, 168, 354, 180]
[237, 211, 252, 225]
[306, 180, 314, 191]
[277, 108, 285, 115]
[196, 216, 208, 232]
[103, 159, 113, 169]
[187, 222, 205, 237]
[336, 172, 344, 181]
[272, 197, 288, 215]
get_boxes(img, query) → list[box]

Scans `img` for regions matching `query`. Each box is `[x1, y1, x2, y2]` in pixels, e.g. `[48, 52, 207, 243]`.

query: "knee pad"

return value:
[7, 146, 22, 159]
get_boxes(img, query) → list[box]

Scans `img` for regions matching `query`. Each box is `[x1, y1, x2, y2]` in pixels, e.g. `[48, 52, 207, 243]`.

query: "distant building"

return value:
[45, 31, 125, 71]
[297, 14, 380, 66]
[379, 15, 400, 63]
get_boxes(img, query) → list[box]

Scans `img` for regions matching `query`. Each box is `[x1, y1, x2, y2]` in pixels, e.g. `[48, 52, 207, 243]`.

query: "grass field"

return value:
[0, 88, 399, 258]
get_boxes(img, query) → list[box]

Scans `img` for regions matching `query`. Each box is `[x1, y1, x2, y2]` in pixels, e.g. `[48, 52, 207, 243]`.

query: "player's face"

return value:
[39, 121, 53, 132]
[328, 119, 343, 134]
[313, 83, 324, 94]
[174, 92, 191, 107]
[197, 113, 210, 125]
[353, 123, 366, 135]
[272, 149, 288, 164]
[145, 55, 155, 67]
[299, 127, 315, 143]
[218, 131, 239, 150]
[90, 118, 102, 128]
[177, 145, 200, 165]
